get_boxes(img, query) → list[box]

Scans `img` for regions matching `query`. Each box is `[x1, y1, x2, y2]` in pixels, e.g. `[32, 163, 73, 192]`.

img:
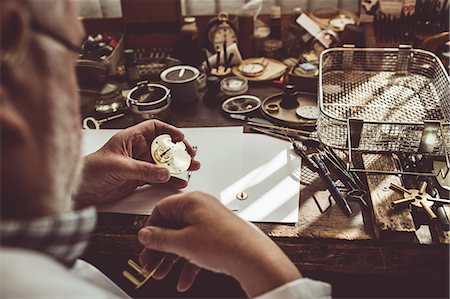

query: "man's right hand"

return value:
[138, 192, 302, 297]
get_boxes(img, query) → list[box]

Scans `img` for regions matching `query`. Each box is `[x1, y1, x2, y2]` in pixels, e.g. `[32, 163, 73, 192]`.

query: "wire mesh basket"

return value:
[317, 46, 450, 160]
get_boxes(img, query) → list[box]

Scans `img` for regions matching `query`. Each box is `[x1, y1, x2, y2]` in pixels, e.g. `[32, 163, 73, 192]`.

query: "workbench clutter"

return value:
[76, 2, 450, 243]
[77, 33, 123, 107]
[371, 0, 449, 43]
[316, 45, 450, 239]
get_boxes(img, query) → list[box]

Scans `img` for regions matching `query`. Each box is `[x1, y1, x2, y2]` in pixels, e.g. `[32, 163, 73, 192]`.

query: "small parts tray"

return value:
[317, 46, 450, 160]
[261, 92, 318, 127]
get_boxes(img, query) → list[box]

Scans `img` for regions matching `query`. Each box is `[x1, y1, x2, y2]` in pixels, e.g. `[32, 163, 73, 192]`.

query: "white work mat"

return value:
[82, 127, 301, 223]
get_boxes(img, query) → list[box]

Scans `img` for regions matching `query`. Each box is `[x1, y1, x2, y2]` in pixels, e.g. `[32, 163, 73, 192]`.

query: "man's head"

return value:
[1, 0, 85, 219]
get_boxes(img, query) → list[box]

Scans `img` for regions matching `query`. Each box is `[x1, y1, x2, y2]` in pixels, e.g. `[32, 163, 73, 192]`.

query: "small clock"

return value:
[205, 12, 238, 52]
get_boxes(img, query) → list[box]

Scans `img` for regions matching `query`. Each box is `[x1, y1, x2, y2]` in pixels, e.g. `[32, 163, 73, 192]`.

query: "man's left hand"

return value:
[73, 120, 200, 206]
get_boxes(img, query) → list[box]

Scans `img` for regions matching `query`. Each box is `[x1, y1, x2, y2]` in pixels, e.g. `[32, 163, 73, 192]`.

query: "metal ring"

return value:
[127, 82, 171, 114]
[83, 117, 100, 130]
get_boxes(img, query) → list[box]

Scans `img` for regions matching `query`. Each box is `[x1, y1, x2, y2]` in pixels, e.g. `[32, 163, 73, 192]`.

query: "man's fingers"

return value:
[138, 226, 183, 255]
[177, 261, 202, 292]
[153, 253, 179, 280]
[121, 159, 170, 183]
[188, 159, 201, 171]
[166, 177, 188, 189]
[135, 120, 185, 143]
[183, 139, 197, 157]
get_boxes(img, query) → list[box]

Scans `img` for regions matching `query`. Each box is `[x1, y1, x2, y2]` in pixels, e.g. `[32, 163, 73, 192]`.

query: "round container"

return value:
[95, 82, 124, 113]
[263, 39, 283, 59]
[220, 76, 248, 96]
[160, 65, 201, 105]
[126, 81, 171, 119]
[222, 95, 261, 114]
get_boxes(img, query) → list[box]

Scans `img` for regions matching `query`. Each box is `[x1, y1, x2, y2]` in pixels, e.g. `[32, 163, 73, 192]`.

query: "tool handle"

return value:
[428, 197, 450, 205]
[418, 181, 427, 194]
[312, 155, 352, 215]
[389, 183, 411, 195]
[293, 142, 318, 172]
[392, 197, 415, 207]
[420, 200, 437, 219]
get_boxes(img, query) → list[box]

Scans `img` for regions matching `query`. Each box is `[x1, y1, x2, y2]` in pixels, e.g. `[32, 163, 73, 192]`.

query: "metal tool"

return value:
[246, 121, 315, 137]
[82, 113, 124, 129]
[390, 181, 450, 220]
[320, 147, 365, 191]
[229, 114, 274, 126]
[249, 126, 319, 145]
[292, 141, 319, 172]
[250, 125, 353, 215]
[396, 153, 450, 229]
[311, 154, 353, 216]
[123, 257, 166, 289]
[346, 188, 368, 207]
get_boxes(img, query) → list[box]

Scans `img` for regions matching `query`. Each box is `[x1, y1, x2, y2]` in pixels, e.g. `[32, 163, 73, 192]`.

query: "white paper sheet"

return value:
[82, 127, 301, 223]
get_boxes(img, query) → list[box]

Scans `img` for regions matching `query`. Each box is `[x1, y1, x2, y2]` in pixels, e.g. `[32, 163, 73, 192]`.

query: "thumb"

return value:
[121, 159, 170, 183]
[138, 226, 184, 255]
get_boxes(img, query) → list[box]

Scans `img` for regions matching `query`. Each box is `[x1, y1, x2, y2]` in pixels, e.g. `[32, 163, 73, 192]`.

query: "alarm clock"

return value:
[204, 12, 238, 52]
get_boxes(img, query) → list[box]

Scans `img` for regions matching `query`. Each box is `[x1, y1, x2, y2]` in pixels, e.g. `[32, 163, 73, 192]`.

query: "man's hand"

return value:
[138, 192, 302, 297]
[73, 120, 200, 206]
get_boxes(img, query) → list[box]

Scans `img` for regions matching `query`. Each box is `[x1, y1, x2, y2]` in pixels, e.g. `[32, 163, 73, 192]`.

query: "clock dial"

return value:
[205, 12, 238, 52]
[212, 26, 238, 51]
[239, 61, 267, 77]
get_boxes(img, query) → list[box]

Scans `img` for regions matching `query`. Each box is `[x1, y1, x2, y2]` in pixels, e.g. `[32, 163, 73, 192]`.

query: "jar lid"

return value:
[184, 16, 196, 24]
[220, 76, 248, 93]
[160, 65, 200, 84]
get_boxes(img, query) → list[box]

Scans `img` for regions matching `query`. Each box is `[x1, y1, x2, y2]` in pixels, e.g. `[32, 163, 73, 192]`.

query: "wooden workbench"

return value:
[79, 11, 449, 297]
[80, 83, 449, 298]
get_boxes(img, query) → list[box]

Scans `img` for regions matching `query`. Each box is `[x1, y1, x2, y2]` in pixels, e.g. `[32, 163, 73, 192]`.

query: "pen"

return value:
[311, 154, 353, 216]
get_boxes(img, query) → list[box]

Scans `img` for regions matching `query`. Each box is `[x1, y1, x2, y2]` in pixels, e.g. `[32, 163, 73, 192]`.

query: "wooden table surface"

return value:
[81, 82, 449, 298]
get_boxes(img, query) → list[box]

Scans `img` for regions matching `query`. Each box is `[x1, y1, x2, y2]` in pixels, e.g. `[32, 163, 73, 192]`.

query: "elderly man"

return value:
[0, 0, 331, 298]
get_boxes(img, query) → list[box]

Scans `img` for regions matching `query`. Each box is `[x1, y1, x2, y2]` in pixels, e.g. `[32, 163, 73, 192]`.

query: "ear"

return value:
[1, 0, 30, 52]
[0, 0, 31, 84]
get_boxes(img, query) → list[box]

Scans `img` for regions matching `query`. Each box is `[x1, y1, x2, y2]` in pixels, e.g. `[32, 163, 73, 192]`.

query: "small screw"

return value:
[236, 192, 248, 201]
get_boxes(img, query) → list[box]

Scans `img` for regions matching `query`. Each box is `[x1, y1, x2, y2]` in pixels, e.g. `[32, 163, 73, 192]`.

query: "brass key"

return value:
[389, 181, 450, 220]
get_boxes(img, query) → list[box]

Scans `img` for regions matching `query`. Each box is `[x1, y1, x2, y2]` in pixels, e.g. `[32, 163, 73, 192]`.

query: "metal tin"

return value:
[95, 82, 124, 113]
[222, 95, 261, 114]
[220, 76, 248, 96]
[160, 65, 201, 104]
[126, 81, 171, 119]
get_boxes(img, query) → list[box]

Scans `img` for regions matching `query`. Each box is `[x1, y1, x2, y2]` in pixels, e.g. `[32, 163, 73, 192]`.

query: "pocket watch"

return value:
[239, 58, 268, 77]
[205, 12, 238, 52]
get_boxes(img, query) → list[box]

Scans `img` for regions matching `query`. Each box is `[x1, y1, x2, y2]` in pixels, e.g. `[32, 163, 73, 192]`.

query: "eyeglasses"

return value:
[30, 19, 83, 54]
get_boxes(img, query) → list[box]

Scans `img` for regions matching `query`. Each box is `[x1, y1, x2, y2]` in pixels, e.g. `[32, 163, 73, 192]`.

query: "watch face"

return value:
[210, 24, 238, 51]
[241, 63, 264, 74]
[329, 15, 355, 30]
